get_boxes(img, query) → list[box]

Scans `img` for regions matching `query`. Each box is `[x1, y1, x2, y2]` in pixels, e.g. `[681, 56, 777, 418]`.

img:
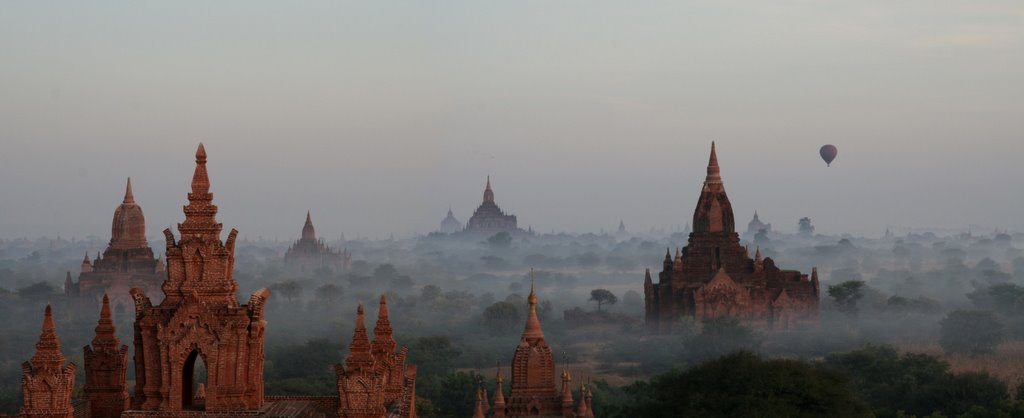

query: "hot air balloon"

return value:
[819, 144, 838, 167]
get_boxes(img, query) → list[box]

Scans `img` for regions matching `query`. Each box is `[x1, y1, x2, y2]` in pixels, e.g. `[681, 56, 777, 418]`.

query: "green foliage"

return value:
[828, 280, 866, 316]
[269, 280, 303, 303]
[684, 316, 760, 363]
[602, 351, 871, 418]
[939, 310, 1004, 356]
[589, 288, 617, 312]
[824, 345, 1009, 418]
[487, 232, 512, 248]
[482, 301, 521, 334]
[405, 336, 461, 379]
[264, 338, 339, 395]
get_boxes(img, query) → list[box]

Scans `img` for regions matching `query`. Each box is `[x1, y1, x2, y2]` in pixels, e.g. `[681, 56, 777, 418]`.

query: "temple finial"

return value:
[123, 177, 135, 204]
[483, 176, 495, 203]
[705, 141, 722, 184]
[191, 143, 210, 194]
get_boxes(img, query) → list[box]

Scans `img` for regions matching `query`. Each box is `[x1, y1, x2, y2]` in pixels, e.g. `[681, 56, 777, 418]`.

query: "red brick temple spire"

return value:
[493, 363, 506, 418]
[346, 304, 375, 372]
[20, 305, 76, 418]
[472, 385, 487, 418]
[91, 294, 118, 349]
[560, 368, 574, 416]
[522, 269, 544, 340]
[84, 294, 129, 418]
[575, 383, 589, 418]
[371, 294, 397, 357]
[693, 142, 735, 234]
[178, 143, 221, 238]
[110, 177, 147, 250]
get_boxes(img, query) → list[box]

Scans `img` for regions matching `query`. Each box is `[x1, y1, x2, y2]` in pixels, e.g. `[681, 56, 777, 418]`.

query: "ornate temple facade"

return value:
[643, 143, 819, 333]
[438, 208, 463, 234]
[65, 179, 165, 311]
[284, 211, 351, 274]
[19, 145, 417, 418]
[334, 296, 417, 418]
[462, 177, 521, 236]
[472, 275, 594, 418]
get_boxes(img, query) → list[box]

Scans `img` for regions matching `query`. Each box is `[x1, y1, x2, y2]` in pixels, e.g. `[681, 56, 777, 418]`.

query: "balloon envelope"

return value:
[819, 144, 838, 166]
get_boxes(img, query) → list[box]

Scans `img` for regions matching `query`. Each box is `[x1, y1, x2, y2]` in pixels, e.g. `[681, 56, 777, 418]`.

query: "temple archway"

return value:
[182, 349, 207, 410]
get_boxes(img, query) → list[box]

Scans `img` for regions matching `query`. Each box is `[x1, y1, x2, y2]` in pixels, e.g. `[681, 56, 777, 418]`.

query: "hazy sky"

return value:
[1, 1, 1022, 240]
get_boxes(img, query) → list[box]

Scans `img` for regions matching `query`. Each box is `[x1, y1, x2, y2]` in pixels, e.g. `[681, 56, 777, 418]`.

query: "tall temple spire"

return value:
[84, 293, 129, 418]
[111, 176, 147, 248]
[472, 385, 487, 418]
[21, 304, 76, 418]
[493, 362, 506, 417]
[192, 143, 209, 194]
[92, 294, 119, 349]
[693, 142, 735, 234]
[483, 176, 495, 203]
[30, 305, 65, 371]
[372, 294, 396, 356]
[178, 143, 222, 238]
[345, 304, 374, 372]
[522, 269, 544, 340]
[705, 141, 722, 185]
[124, 177, 135, 204]
[302, 210, 316, 241]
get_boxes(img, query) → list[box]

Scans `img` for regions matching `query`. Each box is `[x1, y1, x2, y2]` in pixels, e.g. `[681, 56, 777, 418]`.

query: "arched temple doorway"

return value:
[182, 350, 207, 410]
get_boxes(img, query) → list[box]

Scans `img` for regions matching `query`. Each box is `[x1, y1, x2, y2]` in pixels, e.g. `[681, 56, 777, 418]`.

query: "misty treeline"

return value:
[1, 225, 1024, 417]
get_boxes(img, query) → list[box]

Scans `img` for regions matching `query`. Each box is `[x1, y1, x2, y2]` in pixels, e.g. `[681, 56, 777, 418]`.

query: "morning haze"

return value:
[1, 1, 1022, 240]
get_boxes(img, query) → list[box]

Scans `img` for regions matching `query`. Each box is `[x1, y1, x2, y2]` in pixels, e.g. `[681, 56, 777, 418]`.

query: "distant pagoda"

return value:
[65, 178, 164, 312]
[283, 211, 351, 274]
[438, 207, 463, 234]
[462, 176, 521, 236]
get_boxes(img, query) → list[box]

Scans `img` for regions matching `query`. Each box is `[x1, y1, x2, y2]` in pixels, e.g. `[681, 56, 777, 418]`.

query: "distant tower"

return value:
[746, 211, 772, 235]
[19, 305, 76, 418]
[68, 177, 163, 310]
[439, 207, 463, 234]
[617, 220, 627, 236]
[284, 211, 352, 273]
[463, 176, 520, 236]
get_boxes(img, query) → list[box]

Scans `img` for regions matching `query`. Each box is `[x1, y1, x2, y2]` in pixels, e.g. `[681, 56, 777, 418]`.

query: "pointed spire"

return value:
[493, 361, 506, 416]
[30, 304, 65, 371]
[471, 385, 487, 418]
[92, 294, 119, 349]
[705, 141, 722, 185]
[345, 304, 374, 372]
[372, 294, 396, 356]
[644, 268, 652, 286]
[561, 361, 574, 410]
[585, 386, 595, 418]
[576, 383, 589, 417]
[522, 269, 544, 340]
[301, 210, 316, 241]
[752, 210, 759, 221]
[123, 177, 135, 204]
[83, 252, 91, 264]
[483, 176, 495, 203]
[191, 143, 210, 194]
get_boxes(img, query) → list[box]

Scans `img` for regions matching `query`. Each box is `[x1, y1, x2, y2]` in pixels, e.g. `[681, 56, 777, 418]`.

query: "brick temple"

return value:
[283, 211, 351, 274]
[644, 143, 819, 333]
[462, 177, 521, 236]
[64, 178, 165, 312]
[19, 144, 417, 418]
[471, 273, 596, 418]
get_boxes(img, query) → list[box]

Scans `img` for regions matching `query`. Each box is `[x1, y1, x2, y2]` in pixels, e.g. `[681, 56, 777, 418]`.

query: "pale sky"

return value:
[1, 1, 1022, 240]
